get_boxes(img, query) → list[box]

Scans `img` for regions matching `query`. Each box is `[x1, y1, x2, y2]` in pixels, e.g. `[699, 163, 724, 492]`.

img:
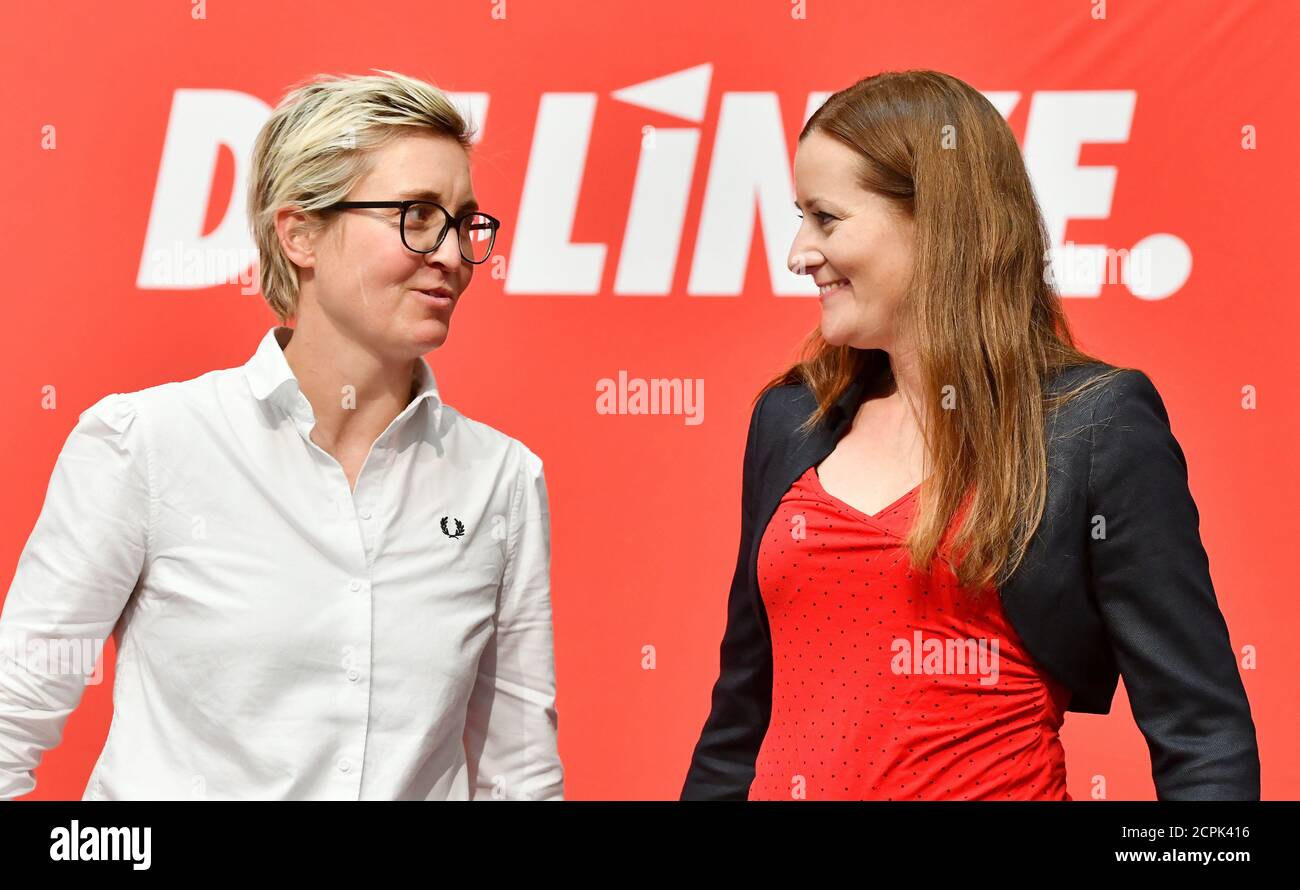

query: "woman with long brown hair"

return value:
[681, 70, 1258, 800]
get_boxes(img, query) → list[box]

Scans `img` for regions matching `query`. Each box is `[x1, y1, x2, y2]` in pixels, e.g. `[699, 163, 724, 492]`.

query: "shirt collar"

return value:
[242, 325, 443, 427]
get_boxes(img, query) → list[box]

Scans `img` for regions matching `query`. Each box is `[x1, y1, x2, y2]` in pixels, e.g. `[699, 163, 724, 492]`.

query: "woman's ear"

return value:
[274, 206, 321, 270]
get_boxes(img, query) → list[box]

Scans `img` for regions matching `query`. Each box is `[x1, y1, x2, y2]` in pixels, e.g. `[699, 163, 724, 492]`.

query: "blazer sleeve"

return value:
[1087, 369, 1260, 800]
[680, 389, 773, 800]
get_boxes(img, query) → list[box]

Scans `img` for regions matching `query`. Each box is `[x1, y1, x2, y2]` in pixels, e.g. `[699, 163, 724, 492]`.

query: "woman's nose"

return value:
[427, 231, 465, 271]
[788, 248, 819, 277]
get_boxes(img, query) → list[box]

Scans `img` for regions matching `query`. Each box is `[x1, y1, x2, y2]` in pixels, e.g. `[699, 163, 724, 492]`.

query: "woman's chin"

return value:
[409, 318, 450, 350]
[819, 318, 849, 347]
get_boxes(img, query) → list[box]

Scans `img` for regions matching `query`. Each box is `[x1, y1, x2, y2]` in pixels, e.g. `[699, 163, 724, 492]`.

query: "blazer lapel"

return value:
[778, 373, 869, 491]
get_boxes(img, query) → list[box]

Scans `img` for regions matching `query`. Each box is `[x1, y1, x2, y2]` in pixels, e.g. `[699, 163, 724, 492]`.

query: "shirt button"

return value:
[360, 510, 372, 520]
[347, 669, 360, 681]
[337, 758, 351, 773]
[349, 579, 361, 592]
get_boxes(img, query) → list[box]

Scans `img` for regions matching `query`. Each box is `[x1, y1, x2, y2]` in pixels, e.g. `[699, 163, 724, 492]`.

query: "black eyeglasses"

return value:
[324, 200, 500, 264]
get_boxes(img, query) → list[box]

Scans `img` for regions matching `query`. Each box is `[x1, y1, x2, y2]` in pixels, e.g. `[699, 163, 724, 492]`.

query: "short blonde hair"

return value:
[247, 69, 475, 322]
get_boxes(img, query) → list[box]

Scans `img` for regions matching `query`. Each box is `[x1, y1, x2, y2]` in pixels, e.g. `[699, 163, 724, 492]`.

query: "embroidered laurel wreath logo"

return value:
[440, 517, 466, 539]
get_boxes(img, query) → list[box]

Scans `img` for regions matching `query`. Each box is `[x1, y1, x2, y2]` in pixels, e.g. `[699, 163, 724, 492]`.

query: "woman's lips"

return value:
[414, 288, 454, 309]
[818, 280, 849, 300]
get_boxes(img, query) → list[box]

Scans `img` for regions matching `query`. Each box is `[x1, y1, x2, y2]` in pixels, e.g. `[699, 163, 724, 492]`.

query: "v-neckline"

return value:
[811, 463, 923, 523]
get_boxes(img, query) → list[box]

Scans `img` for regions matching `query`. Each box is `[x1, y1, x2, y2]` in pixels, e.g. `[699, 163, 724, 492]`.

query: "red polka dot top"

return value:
[749, 464, 1072, 801]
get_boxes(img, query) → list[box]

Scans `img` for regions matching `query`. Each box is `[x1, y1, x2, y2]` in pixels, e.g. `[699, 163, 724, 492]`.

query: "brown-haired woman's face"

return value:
[789, 130, 915, 351]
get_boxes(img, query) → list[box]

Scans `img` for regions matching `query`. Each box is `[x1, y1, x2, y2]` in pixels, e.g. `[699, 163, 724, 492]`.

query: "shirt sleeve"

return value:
[462, 442, 563, 800]
[0, 393, 152, 800]
[1087, 369, 1260, 800]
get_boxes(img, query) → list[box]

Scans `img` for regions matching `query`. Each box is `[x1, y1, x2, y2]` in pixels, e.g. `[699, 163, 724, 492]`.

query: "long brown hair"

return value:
[764, 70, 1128, 593]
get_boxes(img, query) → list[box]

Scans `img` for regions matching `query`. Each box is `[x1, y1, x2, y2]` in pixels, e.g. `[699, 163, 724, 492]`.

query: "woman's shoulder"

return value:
[754, 380, 818, 418]
[1046, 359, 1125, 395]
[1051, 362, 1169, 423]
[77, 367, 237, 441]
[438, 403, 544, 474]
[1087, 367, 1177, 443]
[746, 381, 822, 445]
[1044, 360, 1165, 422]
[1043, 364, 1184, 487]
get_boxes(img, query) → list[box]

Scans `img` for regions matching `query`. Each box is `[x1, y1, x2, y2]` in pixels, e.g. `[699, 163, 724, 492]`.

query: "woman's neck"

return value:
[280, 314, 417, 452]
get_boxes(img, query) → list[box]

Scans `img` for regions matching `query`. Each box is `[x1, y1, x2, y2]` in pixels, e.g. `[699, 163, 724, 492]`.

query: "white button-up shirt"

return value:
[0, 326, 563, 800]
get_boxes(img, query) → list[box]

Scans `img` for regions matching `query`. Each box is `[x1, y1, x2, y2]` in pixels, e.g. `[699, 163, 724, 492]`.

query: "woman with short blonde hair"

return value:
[0, 70, 562, 801]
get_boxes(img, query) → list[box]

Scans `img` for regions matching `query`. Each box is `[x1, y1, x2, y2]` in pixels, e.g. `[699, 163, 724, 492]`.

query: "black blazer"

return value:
[681, 362, 1260, 800]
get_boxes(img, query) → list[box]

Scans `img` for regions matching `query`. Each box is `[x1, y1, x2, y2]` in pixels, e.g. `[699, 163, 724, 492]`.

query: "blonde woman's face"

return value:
[308, 131, 477, 357]
[789, 130, 915, 351]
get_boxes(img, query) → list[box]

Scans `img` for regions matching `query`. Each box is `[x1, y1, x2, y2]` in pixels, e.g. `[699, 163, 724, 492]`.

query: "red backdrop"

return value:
[1, 0, 1296, 799]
